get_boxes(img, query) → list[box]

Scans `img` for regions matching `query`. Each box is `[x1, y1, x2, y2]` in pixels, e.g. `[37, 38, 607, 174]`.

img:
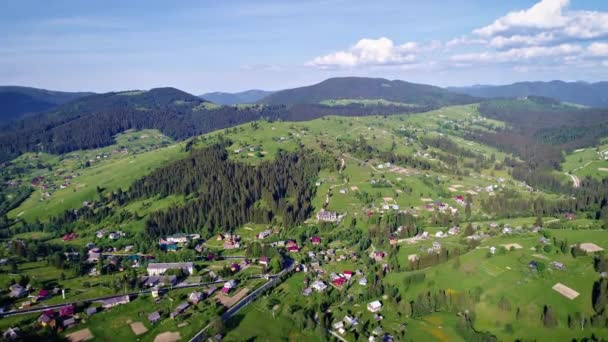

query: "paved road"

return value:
[0, 275, 268, 318]
[189, 260, 295, 342]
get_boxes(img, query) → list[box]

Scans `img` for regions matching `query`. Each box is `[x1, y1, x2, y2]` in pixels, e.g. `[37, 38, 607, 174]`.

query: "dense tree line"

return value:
[118, 143, 324, 237]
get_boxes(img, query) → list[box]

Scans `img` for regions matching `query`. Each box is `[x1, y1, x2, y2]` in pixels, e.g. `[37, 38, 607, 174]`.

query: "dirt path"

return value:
[566, 173, 581, 188]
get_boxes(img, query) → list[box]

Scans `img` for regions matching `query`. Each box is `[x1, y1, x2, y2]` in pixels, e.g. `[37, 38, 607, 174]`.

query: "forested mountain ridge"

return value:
[0, 86, 94, 123]
[0, 85, 437, 162]
[449, 80, 608, 108]
[258, 77, 478, 106]
[200, 89, 275, 104]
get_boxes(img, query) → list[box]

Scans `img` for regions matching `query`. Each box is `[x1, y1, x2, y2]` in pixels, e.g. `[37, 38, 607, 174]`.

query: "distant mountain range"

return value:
[199, 89, 274, 105]
[0, 86, 94, 123]
[258, 77, 477, 107]
[448, 81, 608, 108]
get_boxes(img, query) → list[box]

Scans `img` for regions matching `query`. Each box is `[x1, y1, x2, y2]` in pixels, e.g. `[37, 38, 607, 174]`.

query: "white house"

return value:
[147, 262, 194, 276]
[490, 246, 496, 255]
[312, 280, 328, 292]
[367, 300, 382, 313]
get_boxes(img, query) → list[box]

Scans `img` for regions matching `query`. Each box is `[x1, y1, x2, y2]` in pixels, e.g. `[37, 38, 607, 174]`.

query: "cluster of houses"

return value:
[158, 233, 202, 252]
[316, 209, 340, 223]
[217, 233, 241, 249]
[95, 229, 127, 240]
[423, 200, 458, 215]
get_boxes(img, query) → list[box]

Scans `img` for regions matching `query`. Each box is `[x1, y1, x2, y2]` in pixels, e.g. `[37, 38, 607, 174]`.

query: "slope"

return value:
[448, 80, 608, 108]
[258, 77, 477, 107]
[200, 89, 275, 105]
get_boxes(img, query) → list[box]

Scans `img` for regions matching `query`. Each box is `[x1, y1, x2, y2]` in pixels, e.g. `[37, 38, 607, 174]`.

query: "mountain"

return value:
[200, 89, 275, 105]
[0, 85, 435, 162]
[448, 81, 608, 108]
[0, 86, 94, 123]
[258, 77, 477, 107]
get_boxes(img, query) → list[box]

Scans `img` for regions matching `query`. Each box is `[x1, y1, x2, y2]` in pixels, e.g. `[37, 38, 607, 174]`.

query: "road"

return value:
[0, 275, 269, 318]
[189, 259, 295, 342]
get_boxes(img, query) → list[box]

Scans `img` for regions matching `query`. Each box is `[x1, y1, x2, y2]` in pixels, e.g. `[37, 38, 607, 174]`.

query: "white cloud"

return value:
[474, 0, 569, 37]
[474, 0, 608, 44]
[450, 44, 582, 63]
[307, 37, 420, 68]
[588, 42, 608, 56]
[445, 36, 487, 49]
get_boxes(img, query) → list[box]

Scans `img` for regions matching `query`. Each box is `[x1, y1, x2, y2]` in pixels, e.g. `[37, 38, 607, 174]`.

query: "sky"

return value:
[1, 0, 608, 93]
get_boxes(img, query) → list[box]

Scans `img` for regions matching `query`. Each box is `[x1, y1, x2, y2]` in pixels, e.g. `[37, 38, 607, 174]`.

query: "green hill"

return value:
[258, 77, 477, 107]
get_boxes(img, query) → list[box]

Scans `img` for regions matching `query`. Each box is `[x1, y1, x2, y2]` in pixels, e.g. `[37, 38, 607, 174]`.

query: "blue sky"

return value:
[1, 0, 608, 93]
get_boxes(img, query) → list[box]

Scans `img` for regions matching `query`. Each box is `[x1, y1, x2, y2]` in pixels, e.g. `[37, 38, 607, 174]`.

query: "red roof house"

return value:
[288, 245, 300, 253]
[311, 236, 321, 245]
[332, 277, 347, 288]
[59, 305, 74, 317]
[343, 270, 353, 279]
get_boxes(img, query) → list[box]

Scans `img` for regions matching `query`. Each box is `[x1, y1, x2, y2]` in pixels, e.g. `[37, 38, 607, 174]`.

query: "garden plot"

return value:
[552, 283, 579, 300]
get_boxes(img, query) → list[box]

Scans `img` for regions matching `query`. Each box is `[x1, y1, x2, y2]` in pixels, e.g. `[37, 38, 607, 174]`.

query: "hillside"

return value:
[0, 86, 93, 123]
[258, 77, 477, 106]
[0, 87, 431, 162]
[200, 89, 275, 104]
[449, 81, 608, 108]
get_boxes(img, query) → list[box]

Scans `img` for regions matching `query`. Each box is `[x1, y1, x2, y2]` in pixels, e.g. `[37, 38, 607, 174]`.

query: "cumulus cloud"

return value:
[473, 0, 608, 45]
[307, 37, 420, 68]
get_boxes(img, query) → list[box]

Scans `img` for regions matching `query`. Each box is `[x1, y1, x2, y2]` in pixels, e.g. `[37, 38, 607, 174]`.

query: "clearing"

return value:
[67, 328, 94, 342]
[552, 283, 580, 300]
[130, 322, 148, 335]
[154, 332, 181, 342]
[579, 243, 604, 253]
[501, 243, 523, 250]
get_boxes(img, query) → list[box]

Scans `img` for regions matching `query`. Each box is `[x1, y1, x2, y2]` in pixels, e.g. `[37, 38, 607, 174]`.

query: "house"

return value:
[316, 209, 338, 222]
[489, 246, 496, 255]
[259, 256, 269, 266]
[151, 286, 160, 298]
[551, 261, 565, 270]
[188, 292, 204, 304]
[101, 295, 130, 309]
[148, 311, 161, 324]
[367, 300, 382, 313]
[456, 195, 465, 203]
[528, 260, 538, 270]
[432, 241, 441, 250]
[223, 280, 237, 294]
[359, 277, 368, 286]
[38, 289, 49, 300]
[38, 312, 56, 327]
[435, 231, 445, 238]
[333, 321, 345, 334]
[448, 226, 460, 235]
[2, 327, 20, 341]
[288, 245, 300, 253]
[165, 234, 190, 244]
[502, 227, 513, 234]
[171, 302, 190, 318]
[311, 280, 327, 292]
[389, 236, 397, 245]
[230, 263, 240, 272]
[108, 232, 120, 240]
[302, 287, 313, 296]
[87, 252, 100, 263]
[147, 262, 194, 276]
[332, 277, 347, 288]
[257, 229, 272, 239]
[9, 284, 27, 298]
[565, 212, 575, 220]
[141, 275, 177, 287]
[539, 237, 550, 244]
[311, 236, 321, 245]
[344, 315, 358, 326]
[62, 318, 76, 328]
[343, 270, 354, 279]
[373, 251, 385, 262]
[85, 307, 97, 316]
